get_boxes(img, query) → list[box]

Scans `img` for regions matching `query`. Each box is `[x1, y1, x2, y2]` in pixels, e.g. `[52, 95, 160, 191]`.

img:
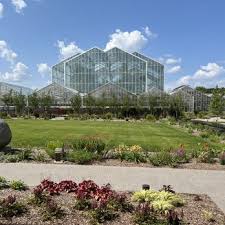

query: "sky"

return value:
[0, 0, 225, 91]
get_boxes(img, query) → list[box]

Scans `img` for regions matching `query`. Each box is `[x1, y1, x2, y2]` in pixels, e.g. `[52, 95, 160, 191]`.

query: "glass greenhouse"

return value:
[0, 82, 33, 96]
[52, 47, 164, 96]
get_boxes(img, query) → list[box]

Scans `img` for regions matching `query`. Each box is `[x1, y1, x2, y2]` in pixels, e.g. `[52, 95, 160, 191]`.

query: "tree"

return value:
[209, 90, 224, 116]
[169, 95, 185, 119]
[39, 94, 53, 115]
[147, 94, 158, 114]
[13, 93, 26, 116]
[1, 90, 14, 114]
[28, 92, 39, 115]
[70, 94, 82, 114]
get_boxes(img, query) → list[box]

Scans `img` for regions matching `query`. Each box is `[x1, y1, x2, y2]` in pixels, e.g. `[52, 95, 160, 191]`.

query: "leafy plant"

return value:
[166, 210, 184, 225]
[72, 136, 106, 154]
[103, 112, 113, 120]
[198, 148, 215, 163]
[10, 180, 27, 191]
[202, 210, 215, 222]
[172, 145, 190, 163]
[133, 203, 164, 225]
[18, 148, 32, 161]
[0, 176, 9, 189]
[159, 185, 175, 194]
[132, 189, 184, 213]
[90, 199, 117, 224]
[145, 114, 156, 122]
[131, 190, 158, 203]
[67, 150, 96, 164]
[0, 195, 27, 218]
[149, 151, 178, 167]
[218, 152, 225, 165]
[30, 185, 49, 205]
[4, 154, 20, 162]
[152, 199, 174, 213]
[115, 145, 146, 163]
[41, 198, 64, 221]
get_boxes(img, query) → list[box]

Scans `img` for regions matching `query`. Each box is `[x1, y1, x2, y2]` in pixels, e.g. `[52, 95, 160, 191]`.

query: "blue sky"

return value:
[0, 0, 225, 90]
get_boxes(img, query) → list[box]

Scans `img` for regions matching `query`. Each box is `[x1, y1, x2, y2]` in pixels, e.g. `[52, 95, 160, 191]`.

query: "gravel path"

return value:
[0, 163, 225, 213]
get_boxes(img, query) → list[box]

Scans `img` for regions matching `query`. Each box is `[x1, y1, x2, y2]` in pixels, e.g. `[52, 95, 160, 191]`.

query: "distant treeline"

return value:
[196, 86, 225, 94]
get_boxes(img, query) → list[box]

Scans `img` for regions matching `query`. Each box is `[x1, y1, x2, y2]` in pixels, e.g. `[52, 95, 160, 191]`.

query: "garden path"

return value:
[1, 163, 225, 213]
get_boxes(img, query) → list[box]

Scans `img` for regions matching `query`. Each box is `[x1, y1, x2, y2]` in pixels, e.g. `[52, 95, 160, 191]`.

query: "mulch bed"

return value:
[0, 189, 224, 225]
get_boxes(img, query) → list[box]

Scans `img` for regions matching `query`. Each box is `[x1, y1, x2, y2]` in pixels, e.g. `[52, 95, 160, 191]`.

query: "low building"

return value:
[36, 82, 79, 106]
[170, 85, 211, 112]
[0, 82, 33, 106]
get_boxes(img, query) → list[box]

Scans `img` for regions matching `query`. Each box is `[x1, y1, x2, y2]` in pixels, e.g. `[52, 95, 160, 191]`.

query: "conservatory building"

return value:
[52, 47, 164, 97]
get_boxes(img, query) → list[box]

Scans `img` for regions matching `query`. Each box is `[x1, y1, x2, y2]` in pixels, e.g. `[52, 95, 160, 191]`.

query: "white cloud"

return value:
[11, 0, 27, 13]
[166, 65, 181, 74]
[1, 62, 29, 81]
[177, 75, 192, 85]
[57, 40, 83, 60]
[165, 57, 182, 65]
[143, 26, 158, 38]
[193, 63, 224, 79]
[177, 62, 225, 87]
[159, 56, 182, 65]
[0, 3, 4, 18]
[159, 55, 182, 74]
[105, 28, 152, 52]
[37, 63, 51, 78]
[0, 40, 17, 64]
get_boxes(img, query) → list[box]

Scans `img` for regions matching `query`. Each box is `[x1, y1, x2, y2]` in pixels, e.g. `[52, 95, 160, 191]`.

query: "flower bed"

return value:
[0, 178, 224, 225]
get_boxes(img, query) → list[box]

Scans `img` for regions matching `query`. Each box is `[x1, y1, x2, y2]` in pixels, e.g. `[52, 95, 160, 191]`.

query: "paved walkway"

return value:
[0, 163, 225, 213]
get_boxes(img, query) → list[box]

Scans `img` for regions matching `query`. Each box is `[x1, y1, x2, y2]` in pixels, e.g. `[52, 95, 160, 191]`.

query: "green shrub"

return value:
[197, 143, 216, 163]
[200, 131, 210, 139]
[10, 180, 27, 191]
[117, 151, 146, 163]
[145, 114, 156, 122]
[33, 151, 49, 162]
[46, 140, 63, 159]
[72, 136, 106, 154]
[219, 152, 225, 165]
[103, 112, 113, 120]
[0, 112, 8, 119]
[0, 177, 9, 189]
[67, 150, 96, 164]
[80, 113, 90, 120]
[149, 152, 178, 167]
[46, 140, 63, 150]
[4, 154, 20, 163]
[18, 148, 32, 161]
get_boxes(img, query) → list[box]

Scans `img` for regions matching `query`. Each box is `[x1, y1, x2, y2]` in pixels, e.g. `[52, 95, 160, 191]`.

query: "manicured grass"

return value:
[6, 119, 207, 151]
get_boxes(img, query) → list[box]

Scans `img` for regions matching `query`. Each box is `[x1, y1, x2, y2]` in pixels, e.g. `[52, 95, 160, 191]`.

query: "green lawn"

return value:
[6, 119, 207, 151]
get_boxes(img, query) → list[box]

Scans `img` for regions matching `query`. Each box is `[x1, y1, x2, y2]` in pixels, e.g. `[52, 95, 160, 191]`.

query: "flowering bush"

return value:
[197, 143, 216, 163]
[172, 145, 190, 163]
[115, 145, 145, 163]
